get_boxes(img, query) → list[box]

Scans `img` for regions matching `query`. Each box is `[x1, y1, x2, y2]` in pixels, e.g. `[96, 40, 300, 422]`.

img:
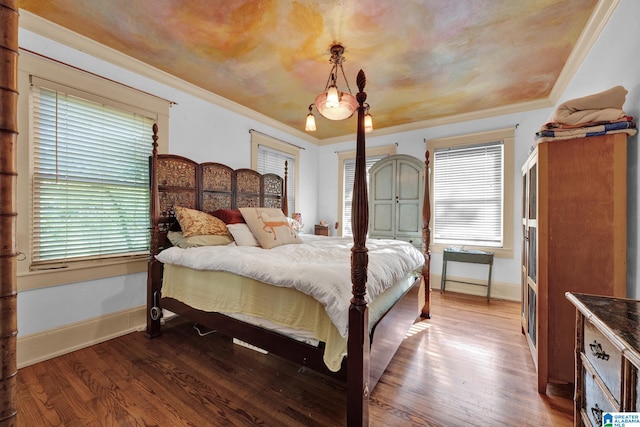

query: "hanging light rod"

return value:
[305, 44, 373, 133]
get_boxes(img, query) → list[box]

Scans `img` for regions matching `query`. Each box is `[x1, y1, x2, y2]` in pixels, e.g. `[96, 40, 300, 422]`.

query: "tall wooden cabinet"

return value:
[521, 133, 627, 394]
[368, 154, 424, 249]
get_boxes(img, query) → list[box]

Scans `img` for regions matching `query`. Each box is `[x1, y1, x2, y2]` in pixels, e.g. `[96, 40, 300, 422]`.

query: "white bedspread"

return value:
[156, 235, 424, 336]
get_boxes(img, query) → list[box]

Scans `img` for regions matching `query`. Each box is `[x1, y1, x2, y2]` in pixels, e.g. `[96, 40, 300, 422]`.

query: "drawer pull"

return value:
[590, 403, 603, 427]
[589, 341, 610, 361]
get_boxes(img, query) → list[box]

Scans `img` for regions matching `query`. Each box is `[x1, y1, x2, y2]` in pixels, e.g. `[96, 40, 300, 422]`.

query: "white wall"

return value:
[16, 0, 640, 338]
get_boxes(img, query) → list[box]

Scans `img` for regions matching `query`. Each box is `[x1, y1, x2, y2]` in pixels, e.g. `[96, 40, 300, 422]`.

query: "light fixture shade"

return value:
[314, 90, 358, 121]
[304, 44, 360, 129]
[364, 113, 373, 133]
[325, 85, 339, 108]
[305, 112, 317, 132]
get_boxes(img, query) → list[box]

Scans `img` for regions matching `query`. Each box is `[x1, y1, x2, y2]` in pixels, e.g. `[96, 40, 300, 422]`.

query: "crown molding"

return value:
[548, 0, 619, 103]
[314, 98, 555, 146]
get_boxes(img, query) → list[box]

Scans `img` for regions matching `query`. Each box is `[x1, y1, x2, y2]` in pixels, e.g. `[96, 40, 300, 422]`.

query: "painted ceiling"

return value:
[20, 0, 603, 141]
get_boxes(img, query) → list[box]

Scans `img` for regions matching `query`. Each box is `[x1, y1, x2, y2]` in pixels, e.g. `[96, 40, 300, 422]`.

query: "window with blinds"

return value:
[342, 155, 387, 237]
[30, 83, 155, 265]
[257, 145, 295, 213]
[433, 141, 503, 246]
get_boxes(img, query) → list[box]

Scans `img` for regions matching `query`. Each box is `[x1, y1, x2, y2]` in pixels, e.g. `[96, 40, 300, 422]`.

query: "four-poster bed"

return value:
[146, 71, 431, 425]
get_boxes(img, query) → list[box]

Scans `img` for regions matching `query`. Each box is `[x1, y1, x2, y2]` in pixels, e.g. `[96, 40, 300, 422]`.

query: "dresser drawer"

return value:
[370, 235, 422, 250]
[584, 320, 622, 400]
[390, 236, 422, 249]
[393, 236, 422, 250]
[636, 370, 639, 410]
[583, 366, 617, 427]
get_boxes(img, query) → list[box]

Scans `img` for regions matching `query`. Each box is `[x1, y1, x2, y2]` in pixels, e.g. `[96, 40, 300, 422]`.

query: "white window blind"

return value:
[342, 155, 387, 237]
[31, 83, 155, 264]
[433, 142, 503, 246]
[257, 145, 295, 213]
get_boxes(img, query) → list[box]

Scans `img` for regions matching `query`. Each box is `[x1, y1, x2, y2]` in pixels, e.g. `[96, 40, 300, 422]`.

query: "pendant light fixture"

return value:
[305, 44, 373, 132]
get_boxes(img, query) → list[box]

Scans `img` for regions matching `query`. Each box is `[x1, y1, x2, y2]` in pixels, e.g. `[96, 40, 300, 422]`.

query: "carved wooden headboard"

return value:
[153, 155, 284, 214]
[148, 141, 287, 256]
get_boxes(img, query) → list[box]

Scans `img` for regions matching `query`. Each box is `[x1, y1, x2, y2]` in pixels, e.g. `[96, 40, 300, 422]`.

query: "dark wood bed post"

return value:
[0, 0, 19, 424]
[282, 160, 288, 216]
[347, 69, 370, 427]
[421, 151, 432, 318]
[146, 123, 162, 338]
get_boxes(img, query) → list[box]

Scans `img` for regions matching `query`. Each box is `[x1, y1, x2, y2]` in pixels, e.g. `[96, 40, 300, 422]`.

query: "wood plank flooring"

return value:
[16, 291, 574, 426]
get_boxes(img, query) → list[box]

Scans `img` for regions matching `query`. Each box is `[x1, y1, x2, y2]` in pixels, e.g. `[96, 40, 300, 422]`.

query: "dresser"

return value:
[521, 134, 628, 393]
[566, 293, 639, 427]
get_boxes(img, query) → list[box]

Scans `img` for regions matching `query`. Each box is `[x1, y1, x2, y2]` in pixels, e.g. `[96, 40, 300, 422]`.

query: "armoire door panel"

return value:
[373, 204, 393, 232]
[397, 203, 420, 233]
[397, 161, 422, 200]
[373, 163, 395, 200]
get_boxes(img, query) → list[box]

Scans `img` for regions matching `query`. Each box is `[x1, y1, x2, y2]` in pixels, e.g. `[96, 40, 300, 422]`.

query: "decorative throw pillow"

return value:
[239, 207, 303, 249]
[167, 231, 233, 248]
[226, 224, 260, 246]
[211, 209, 245, 224]
[174, 206, 230, 238]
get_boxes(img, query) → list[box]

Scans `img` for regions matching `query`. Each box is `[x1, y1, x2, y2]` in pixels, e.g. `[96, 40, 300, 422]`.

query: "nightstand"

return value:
[314, 224, 329, 236]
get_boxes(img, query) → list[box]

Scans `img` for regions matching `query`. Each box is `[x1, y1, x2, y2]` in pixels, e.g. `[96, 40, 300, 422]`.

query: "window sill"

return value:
[18, 257, 148, 291]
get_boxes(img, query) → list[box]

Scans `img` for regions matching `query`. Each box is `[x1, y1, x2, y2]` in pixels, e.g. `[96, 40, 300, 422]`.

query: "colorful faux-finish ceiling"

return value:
[20, 0, 602, 141]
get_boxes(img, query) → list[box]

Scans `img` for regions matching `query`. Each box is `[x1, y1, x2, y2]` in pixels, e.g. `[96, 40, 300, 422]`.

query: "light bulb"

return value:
[305, 112, 316, 132]
[364, 112, 373, 133]
[326, 86, 339, 108]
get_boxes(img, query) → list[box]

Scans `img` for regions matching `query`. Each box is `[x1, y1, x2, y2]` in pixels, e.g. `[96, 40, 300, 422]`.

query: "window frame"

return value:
[337, 144, 396, 237]
[30, 78, 157, 265]
[17, 51, 170, 291]
[427, 128, 514, 258]
[250, 132, 300, 215]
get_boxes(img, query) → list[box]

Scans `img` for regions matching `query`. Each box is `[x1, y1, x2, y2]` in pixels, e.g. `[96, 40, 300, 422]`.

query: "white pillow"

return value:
[227, 223, 260, 246]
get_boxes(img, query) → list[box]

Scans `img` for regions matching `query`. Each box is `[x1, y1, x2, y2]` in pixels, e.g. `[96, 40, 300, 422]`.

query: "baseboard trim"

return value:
[430, 273, 520, 301]
[17, 306, 146, 368]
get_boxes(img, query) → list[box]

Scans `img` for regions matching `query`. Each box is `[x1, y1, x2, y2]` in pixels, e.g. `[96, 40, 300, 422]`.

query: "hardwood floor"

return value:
[16, 292, 574, 426]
